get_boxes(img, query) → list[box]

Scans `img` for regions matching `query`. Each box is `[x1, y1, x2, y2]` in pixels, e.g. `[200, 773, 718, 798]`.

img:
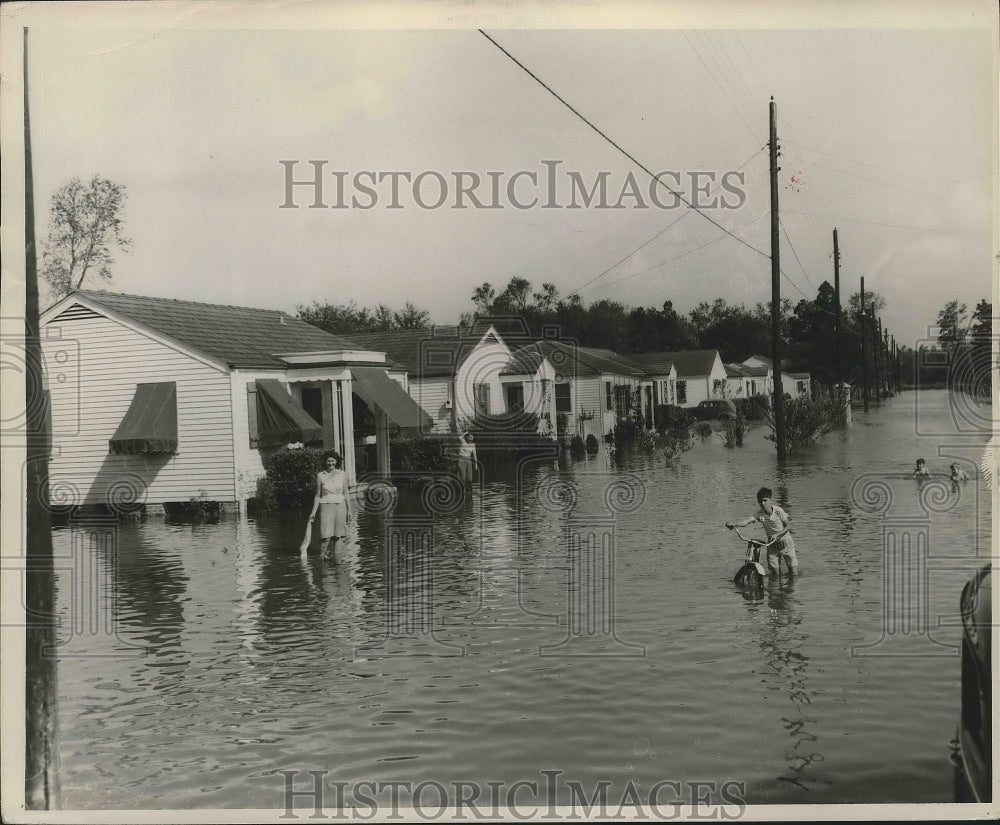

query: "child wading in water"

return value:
[726, 487, 798, 577]
[913, 458, 931, 477]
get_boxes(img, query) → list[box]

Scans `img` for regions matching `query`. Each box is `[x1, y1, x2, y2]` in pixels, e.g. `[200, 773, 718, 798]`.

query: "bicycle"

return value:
[729, 526, 779, 588]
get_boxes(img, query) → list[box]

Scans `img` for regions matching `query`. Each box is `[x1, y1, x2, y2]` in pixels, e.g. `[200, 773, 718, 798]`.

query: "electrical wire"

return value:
[571, 145, 766, 294]
[478, 30, 772, 262]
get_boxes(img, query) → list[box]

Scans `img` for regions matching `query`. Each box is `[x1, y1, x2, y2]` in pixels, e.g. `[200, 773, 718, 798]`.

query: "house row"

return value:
[39, 291, 808, 510]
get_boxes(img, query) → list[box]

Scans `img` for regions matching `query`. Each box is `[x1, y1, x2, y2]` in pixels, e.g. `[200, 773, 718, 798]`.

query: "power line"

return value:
[781, 209, 982, 238]
[778, 216, 816, 291]
[782, 152, 960, 203]
[783, 138, 952, 192]
[477, 30, 773, 262]
[571, 145, 766, 293]
[582, 218, 762, 293]
[683, 31, 759, 142]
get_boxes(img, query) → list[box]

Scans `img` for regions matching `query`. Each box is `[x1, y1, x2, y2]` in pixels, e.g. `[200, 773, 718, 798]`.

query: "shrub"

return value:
[389, 435, 457, 479]
[722, 414, 749, 447]
[613, 419, 640, 443]
[264, 446, 324, 509]
[735, 396, 770, 421]
[694, 421, 713, 440]
[654, 404, 694, 433]
[585, 434, 600, 454]
[569, 434, 585, 456]
[764, 391, 846, 455]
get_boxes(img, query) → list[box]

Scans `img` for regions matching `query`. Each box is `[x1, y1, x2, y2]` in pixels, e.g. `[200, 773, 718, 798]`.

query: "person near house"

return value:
[725, 487, 798, 576]
[457, 432, 477, 487]
[913, 458, 931, 478]
[308, 450, 351, 560]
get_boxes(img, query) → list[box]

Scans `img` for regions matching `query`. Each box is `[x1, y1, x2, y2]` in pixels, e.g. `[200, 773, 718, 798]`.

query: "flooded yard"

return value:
[52, 389, 992, 809]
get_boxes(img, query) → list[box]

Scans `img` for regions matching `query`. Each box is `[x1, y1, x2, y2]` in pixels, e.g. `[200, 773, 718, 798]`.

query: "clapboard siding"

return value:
[42, 314, 235, 505]
[410, 378, 452, 432]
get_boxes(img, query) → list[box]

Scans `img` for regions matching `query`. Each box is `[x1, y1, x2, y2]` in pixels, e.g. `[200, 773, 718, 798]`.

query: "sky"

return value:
[3, 1, 997, 350]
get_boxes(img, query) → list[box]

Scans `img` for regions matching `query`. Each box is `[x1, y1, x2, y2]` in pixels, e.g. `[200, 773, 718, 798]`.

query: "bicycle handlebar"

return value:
[731, 526, 780, 548]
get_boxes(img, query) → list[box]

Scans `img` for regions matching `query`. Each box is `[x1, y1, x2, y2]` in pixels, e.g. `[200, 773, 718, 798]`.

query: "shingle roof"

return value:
[68, 290, 365, 369]
[347, 327, 486, 378]
[725, 362, 770, 378]
[646, 349, 721, 378]
[745, 354, 772, 366]
[514, 341, 644, 379]
[787, 372, 811, 379]
[625, 352, 675, 376]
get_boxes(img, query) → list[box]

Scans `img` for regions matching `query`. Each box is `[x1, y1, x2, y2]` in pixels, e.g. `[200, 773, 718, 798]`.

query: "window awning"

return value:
[109, 382, 178, 455]
[351, 367, 433, 430]
[256, 379, 323, 447]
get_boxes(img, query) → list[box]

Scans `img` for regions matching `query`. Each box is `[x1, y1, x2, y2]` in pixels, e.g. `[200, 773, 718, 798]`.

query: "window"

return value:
[300, 386, 323, 426]
[555, 383, 571, 413]
[676, 381, 687, 405]
[604, 381, 613, 412]
[505, 383, 524, 412]
[474, 383, 490, 415]
[796, 380, 807, 395]
[612, 384, 631, 418]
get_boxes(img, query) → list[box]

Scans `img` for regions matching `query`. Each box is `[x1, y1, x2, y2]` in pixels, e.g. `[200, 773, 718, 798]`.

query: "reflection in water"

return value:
[50, 390, 990, 808]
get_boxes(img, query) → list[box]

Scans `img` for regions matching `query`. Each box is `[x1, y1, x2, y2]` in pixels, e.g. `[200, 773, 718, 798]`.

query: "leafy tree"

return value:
[847, 289, 886, 321]
[393, 301, 430, 329]
[41, 175, 130, 298]
[969, 299, 992, 345]
[297, 299, 430, 335]
[688, 298, 772, 362]
[937, 299, 969, 349]
[471, 282, 496, 315]
[532, 282, 559, 312]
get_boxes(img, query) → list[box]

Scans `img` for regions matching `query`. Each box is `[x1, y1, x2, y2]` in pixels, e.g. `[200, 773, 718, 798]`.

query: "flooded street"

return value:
[52, 389, 992, 809]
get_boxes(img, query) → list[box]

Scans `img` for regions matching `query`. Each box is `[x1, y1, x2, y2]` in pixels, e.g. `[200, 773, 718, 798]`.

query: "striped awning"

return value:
[351, 367, 432, 430]
[255, 379, 323, 447]
[109, 382, 178, 455]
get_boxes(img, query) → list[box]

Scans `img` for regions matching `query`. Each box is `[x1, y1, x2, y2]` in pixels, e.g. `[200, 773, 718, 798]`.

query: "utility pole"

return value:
[769, 98, 787, 461]
[860, 277, 869, 413]
[891, 335, 898, 392]
[873, 315, 882, 402]
[882, 325, 890, 396]
[23, 27, 60, 810]
[833, 228, 842, 388]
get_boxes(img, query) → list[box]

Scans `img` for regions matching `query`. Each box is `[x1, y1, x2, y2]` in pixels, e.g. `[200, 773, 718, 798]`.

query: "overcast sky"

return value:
[6, 2, 997, 349]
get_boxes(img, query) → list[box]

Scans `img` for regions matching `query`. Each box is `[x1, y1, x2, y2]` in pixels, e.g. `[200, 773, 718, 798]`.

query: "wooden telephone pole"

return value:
[769, 98, 787, 460]
[833, 229, 842, 387]
[23, 27, 60, 810]
[860, 276, 869, 413]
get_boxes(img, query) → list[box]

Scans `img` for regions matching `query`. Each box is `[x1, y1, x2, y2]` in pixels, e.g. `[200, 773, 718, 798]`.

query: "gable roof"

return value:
[499, 348, 547, 377]
[56, 290, 366, 369]
[744, 354, 772, 366]
[625, 352, 675, 376]
[347, 326, 489, 378]
[646, 349, 721, 378]
[725, 363, 770, 378]
[513, 341, 644, 379]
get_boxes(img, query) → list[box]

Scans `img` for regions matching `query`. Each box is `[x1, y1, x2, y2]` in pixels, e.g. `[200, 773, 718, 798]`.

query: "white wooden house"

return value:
[743, 355, 811, 398]
[40, 291, 431, 510]
[512, 341, 645, 443]
[724, 362, 772, 399]
[348, 324, 557, 436]
[651, 350, 727, 408]
[625, 353, 678, 427]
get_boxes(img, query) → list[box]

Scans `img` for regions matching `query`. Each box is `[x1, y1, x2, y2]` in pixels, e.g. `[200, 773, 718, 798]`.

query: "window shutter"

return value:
[247, 382, 259, 448]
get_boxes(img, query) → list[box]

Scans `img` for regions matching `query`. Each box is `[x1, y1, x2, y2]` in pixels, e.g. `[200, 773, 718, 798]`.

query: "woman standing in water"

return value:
[308, 450, 351, 560]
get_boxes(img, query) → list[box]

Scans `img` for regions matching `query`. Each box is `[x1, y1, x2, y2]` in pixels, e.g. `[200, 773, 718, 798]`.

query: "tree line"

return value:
[39, 174, 991, 398]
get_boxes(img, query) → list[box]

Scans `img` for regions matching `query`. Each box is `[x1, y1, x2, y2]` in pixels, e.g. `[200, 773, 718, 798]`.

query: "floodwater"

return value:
[51, 389, 993, 810]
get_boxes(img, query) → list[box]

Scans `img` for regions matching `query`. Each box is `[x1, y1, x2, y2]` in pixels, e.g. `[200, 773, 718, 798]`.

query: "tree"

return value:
[393, 301, 430, 329]
[937, 299, 969, 350]
[847, 289, 886, 322]
[41, 175, 130, 298]
[471, 282, 496, 315]
[296, 299, 431, 335]
[969, 299, 992, 345]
